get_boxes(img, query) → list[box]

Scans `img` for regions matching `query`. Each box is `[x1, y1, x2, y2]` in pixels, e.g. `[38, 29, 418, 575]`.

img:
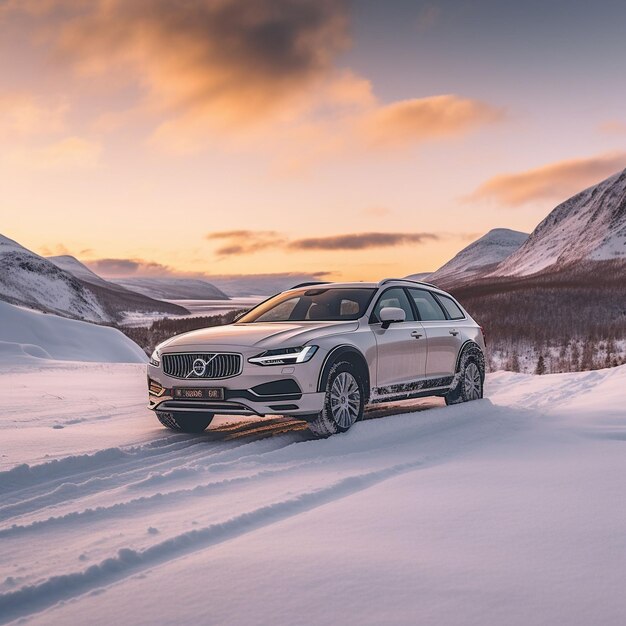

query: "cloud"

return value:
[38, 243, 72, 256]
[206, 230, 285, 256]
[47, 0, 349, 132]
[206, 230, 439, 256]
[0, 93, 67, 138]
[86, 258, 173, 277]
[598, 120, 626, 135]
[359, 95, 504, 149]
[6, 136, 101, 170]
[289, 232, 439, 250]
[467, 151, 626, 207]
[3, 1, 504, 163]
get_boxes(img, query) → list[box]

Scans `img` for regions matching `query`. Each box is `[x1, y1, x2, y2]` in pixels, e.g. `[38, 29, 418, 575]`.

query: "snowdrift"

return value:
[0, 300, 146, 364]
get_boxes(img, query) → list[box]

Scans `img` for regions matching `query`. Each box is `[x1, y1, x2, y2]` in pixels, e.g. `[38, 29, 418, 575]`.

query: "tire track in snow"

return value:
[0, 461, 423, 625]
[0, 467, 293, 538]
[0, 435, 304, 522]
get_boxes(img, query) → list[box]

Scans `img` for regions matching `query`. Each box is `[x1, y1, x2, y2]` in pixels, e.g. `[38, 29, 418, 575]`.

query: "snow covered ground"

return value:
[0, 301, 146, 364]
[1, 361, 625, 625]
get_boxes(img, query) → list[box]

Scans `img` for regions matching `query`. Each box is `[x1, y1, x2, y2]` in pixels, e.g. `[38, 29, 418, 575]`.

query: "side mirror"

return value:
[379, 306, 406, 329]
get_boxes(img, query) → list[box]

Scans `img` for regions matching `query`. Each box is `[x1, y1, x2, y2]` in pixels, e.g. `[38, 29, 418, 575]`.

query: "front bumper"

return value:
[147, 358, 325, 417]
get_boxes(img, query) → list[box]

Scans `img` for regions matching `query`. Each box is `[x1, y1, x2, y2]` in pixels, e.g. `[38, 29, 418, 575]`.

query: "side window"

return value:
[371, 288, 415, 323]
[408, 289, 446, 321]
[436, 294, 465, 320]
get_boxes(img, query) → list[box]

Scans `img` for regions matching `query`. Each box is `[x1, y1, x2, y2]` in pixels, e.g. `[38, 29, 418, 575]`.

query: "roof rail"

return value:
[377, 277, 438, 288]
[290, 281, 332, 289]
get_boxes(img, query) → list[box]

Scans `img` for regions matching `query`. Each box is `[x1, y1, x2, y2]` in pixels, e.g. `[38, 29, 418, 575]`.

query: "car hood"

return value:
[160, 320, 359, 351]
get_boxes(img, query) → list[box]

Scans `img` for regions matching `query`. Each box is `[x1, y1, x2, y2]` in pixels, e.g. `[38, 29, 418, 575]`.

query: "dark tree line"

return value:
[446, 261, 626, 373]
[118, 309, 247, 354]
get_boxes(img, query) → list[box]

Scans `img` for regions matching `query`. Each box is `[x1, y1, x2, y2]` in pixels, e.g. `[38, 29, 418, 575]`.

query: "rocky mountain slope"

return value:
[0, 234, 187, 322]
[48, 255, 189, 320]
[492, 168, 626, 276]
[0, 235, 109, 322]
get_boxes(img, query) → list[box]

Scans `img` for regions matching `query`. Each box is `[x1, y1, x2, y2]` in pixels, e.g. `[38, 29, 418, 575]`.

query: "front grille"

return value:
[162, 352, 242, 379]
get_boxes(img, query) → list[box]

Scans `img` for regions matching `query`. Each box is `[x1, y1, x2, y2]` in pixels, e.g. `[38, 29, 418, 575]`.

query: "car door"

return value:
[370, 287, 427, 388]
[407, 288, 462, 379]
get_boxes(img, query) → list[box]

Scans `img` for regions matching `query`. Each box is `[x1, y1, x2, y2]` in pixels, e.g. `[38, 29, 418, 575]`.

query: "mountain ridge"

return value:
[491, 168, 626, 276]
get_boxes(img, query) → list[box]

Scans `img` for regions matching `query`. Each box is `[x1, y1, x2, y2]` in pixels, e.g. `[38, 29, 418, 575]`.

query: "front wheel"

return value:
[156, 411, 214, 433]
[307, 361, 365, 438]
[445, 348, 485, 406]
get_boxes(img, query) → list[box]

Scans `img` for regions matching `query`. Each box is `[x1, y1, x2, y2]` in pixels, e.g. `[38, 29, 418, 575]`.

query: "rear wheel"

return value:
[445, 346, 484, 406]
[307, 361, 364, 438]
[156, 411, 214, 433]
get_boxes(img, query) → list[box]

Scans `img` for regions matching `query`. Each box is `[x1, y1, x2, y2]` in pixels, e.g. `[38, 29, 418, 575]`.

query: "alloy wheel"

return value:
[463, 362, 482, 400]
[330, 371, 361, 428]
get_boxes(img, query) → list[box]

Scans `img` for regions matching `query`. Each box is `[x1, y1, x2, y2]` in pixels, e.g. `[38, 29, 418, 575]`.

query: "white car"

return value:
[147, 279, 486, 437]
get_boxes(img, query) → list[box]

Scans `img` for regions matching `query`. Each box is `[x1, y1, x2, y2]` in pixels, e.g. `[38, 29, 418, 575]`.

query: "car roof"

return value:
[287, 278, 444, 292]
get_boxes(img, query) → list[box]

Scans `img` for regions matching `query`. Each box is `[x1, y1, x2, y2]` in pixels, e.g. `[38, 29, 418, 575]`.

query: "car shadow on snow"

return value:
[199, 397, 446, 443]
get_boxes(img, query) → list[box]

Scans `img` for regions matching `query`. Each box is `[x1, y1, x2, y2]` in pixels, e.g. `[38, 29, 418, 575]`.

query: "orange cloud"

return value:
[467, 152, 626, 207]
[598, 120, 626, 135]
[3, 1, 503, 161]
[54, 0, 349, 130]
[359, 95, 504, 148]
[206, 231, 285, 256]
[0, 93, 66, 137]
[206, 230, 439, 256]
[6, 136, 101, 170]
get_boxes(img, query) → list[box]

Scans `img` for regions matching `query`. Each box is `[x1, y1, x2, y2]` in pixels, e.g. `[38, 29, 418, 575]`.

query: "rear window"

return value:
[436, 294, 466, 320]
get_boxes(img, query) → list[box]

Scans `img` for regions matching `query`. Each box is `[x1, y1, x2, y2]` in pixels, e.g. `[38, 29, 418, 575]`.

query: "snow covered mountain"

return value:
[49, 255, 125, 291]
[404, 271, 433, 282]
[48, 255, 190, 319]
[0, 235, 110, 322]
[425, 228, 529, 286]
[114, 277, 230, 300]
[492, 168, 626, 276]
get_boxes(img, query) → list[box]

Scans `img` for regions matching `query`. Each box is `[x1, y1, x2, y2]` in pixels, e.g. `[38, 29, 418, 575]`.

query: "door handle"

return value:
[410, 330, 423, 339]
[449, 329, 459, 336]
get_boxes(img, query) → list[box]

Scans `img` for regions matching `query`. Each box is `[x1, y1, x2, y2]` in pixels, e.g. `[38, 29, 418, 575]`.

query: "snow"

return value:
[48, 255, 115, 290]
[113, 277, 229, 301]
[0, 300, 147, 364]
[0, 234, 108, 322]
[492, 168, 626, 276]
[1, 361, 625, 625]
[427, 228, 528, 285]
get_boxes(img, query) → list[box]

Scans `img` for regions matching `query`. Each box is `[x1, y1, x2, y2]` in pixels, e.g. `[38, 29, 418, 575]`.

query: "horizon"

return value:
[2, 0, 626, 281]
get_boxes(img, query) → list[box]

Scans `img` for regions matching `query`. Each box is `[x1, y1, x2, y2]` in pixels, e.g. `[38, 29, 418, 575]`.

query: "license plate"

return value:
[173, 387, 224, 400]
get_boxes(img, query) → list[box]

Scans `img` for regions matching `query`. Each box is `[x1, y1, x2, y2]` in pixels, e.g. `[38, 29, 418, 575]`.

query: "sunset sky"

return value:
[2, 0, 626, 282]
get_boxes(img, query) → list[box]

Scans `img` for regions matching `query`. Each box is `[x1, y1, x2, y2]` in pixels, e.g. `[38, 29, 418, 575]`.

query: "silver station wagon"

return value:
[147, 279, 486, 437]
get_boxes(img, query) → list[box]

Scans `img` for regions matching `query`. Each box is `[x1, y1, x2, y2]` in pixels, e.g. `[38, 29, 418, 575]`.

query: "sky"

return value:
[1, 0, 626, 282]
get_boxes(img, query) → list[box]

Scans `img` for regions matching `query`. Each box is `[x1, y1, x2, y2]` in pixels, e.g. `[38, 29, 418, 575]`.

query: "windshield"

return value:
[236, 288, 376, 323]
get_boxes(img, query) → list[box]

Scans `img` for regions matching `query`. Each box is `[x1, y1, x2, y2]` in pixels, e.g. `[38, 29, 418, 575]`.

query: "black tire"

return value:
[307, 361, 365, 438]
[156, 411, 214, 433]
[445, 344, 485, 406]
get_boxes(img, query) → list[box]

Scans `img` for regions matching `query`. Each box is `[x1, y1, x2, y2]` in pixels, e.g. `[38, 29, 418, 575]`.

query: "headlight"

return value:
[248, 345, 318, 366]
[150, 348, 161, 366]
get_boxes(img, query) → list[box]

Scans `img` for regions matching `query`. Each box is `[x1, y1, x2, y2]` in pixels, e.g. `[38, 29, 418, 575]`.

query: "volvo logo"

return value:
[192, 358, 207, 376]
[187, 354, 218, 378]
